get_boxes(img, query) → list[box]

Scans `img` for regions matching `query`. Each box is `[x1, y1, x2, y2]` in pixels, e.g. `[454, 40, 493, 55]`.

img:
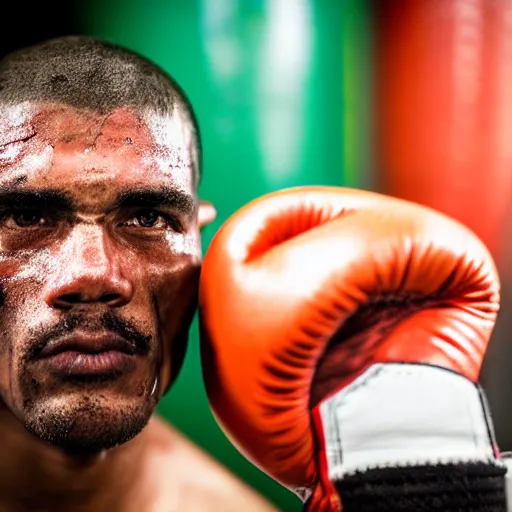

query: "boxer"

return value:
[0, 36, 276, 511]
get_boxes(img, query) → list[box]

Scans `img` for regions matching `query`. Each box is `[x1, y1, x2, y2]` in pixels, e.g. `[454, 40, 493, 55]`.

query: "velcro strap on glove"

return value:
[310, 364, 506, 511]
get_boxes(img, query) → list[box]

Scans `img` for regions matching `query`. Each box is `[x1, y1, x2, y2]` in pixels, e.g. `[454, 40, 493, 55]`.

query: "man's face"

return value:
[0, 101, 202, 453]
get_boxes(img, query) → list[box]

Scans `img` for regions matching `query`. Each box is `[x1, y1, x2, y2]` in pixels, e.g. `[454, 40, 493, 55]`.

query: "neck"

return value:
[0, 405, 148, 512]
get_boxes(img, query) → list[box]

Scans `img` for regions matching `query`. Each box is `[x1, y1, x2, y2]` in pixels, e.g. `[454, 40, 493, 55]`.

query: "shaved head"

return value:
[0, 35, 202, 181]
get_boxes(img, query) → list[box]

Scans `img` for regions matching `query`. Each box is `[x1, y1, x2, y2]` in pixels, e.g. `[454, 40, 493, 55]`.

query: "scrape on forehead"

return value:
[0, 36, 202, 184]
[0, 102, 34, 127]
[0, 101, 196, 168]
[0, 102, 37, 145]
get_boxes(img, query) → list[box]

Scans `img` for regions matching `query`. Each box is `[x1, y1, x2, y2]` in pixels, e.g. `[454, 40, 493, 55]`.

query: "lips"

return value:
[34, 331, 139, 376]
[38, 331, 137, 358]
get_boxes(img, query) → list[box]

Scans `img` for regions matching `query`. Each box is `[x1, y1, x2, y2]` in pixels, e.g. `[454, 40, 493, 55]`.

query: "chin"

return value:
[23, 391, 156, 455]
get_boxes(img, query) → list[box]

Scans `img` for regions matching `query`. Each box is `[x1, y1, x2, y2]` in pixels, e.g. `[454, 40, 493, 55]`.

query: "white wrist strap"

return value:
[317, 363, 498, 482]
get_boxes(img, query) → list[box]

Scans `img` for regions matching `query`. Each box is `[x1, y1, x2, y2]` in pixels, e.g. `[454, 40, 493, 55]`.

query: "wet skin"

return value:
[0, 101, 202, 454]
[0, 101, 278, 512]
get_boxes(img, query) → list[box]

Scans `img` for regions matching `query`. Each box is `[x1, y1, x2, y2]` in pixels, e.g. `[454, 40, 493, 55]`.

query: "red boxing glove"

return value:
[199, 187, 504, 511]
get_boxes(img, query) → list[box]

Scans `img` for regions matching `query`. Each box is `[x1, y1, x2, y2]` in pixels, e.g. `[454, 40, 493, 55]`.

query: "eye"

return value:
[134, 210, 162, 228]
[122, 210, 182, 231]
[1, 210, 52, 229]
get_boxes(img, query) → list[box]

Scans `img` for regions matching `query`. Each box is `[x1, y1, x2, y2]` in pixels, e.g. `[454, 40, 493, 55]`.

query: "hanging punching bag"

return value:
[374, 0, 512, 264]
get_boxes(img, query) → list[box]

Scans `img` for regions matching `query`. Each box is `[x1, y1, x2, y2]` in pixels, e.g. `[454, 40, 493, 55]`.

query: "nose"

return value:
[44, 224, 134, 310]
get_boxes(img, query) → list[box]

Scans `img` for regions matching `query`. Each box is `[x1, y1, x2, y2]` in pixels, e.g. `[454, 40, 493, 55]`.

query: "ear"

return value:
[198, 200, 217, 229]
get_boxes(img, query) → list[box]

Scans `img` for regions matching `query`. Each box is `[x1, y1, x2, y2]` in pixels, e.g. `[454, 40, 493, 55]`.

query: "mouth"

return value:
[36, 332, 139, 376]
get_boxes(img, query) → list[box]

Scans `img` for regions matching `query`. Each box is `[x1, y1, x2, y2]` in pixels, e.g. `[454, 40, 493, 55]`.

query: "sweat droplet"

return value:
[151, 376, 159, 397]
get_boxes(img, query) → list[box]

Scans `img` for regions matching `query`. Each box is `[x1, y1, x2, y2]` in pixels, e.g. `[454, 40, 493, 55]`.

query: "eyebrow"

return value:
[110, 188, 196, 217]
[0, 186, 196, 217]
[0, 189, 74, 211]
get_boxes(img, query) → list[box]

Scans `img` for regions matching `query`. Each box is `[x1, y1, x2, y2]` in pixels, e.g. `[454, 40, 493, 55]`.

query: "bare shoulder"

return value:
[142, 416, 280, 512]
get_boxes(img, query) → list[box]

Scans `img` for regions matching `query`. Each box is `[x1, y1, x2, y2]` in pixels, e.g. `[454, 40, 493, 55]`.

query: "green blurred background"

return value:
[82, 1, 372, 510]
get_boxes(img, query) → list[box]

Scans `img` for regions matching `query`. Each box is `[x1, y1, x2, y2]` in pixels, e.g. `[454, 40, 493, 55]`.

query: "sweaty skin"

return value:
[0, 101, 278, 512]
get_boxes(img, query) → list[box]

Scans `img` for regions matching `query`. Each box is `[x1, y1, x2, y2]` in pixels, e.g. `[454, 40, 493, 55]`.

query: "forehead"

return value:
[0, 101, 197, 197]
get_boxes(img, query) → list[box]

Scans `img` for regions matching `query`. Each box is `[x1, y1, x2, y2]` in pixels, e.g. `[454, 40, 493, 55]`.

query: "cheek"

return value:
[153, 259, 200, 339]
[164, 231, 202, 260]
[0, 253, 53, 355]
[0, 248, 56, 289]
[149, 257, 201, 389]
[134, 229, 201, 319]
[0, 272, 38, 398]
